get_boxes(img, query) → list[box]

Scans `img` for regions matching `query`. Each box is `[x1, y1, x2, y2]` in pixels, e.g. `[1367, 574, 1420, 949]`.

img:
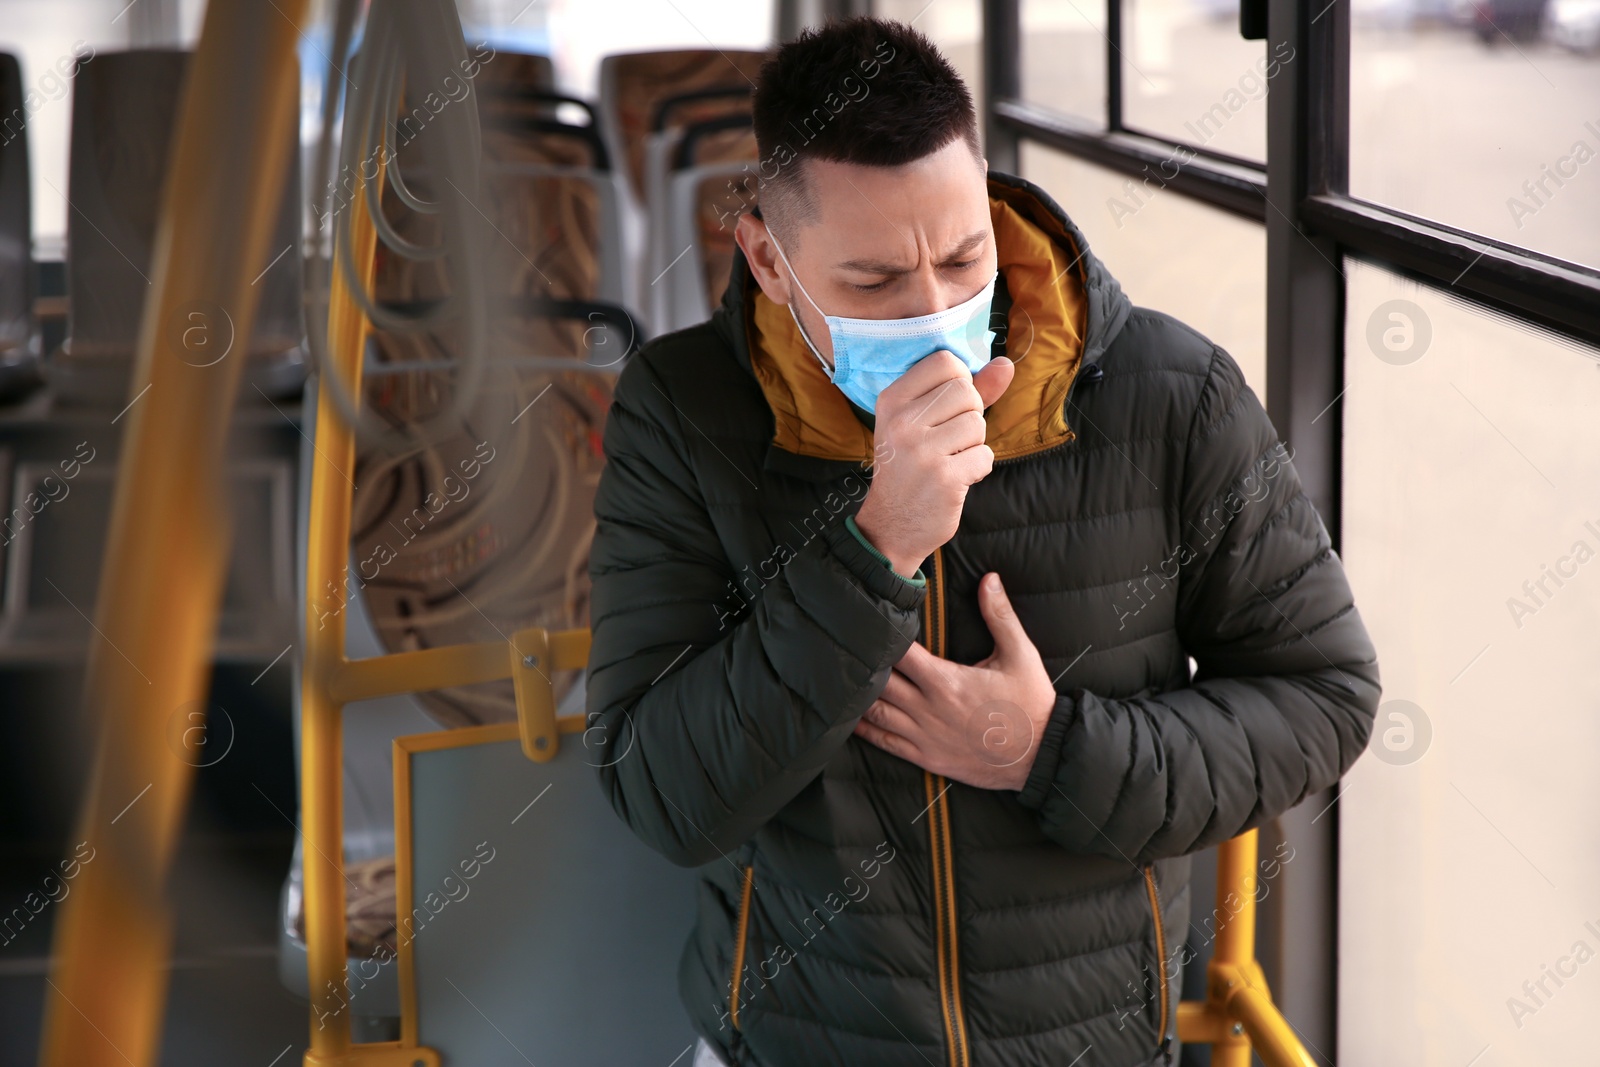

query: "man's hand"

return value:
[853, 352, 1015, 577]
[852, 573, 1057, 790]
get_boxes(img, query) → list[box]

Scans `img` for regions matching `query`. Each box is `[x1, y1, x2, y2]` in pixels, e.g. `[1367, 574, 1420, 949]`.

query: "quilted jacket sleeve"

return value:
[1015, 346, 1381, 866]
[586, 353, 925, 867]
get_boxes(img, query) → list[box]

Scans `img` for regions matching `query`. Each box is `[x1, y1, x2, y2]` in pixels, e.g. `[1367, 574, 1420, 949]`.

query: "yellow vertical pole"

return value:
[36, 2, 308, 1065]
[1209, 830, 1259, 1067]
[301, 113, 379, 1067]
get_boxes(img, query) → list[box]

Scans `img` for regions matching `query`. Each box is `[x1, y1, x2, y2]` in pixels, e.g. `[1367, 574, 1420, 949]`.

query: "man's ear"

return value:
[735, 212, 792, 307]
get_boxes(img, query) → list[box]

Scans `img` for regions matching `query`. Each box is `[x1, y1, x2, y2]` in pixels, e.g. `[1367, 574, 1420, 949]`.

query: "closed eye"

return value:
[848, 260, 979, 293]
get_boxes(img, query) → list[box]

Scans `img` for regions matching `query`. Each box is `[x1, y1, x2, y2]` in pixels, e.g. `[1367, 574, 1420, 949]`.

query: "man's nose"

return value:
[899, 266, 952, 318]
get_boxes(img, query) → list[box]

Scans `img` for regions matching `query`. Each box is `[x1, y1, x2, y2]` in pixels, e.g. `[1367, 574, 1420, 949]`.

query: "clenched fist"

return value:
[854, 351, 1015, 577]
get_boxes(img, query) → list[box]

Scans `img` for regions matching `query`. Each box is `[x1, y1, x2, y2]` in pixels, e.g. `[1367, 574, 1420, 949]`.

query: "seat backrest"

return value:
[655, 117, 759, 333]
[598, 49, 766, 203]
[348, 312, 616, 729]
[380, 53, 620, 307]
[358, 66, 626, 709]
[475, 50, 555, 96]
[58, 50, 303, 401]
[680, 119, 758, 316]
[0, 52, 31, 359]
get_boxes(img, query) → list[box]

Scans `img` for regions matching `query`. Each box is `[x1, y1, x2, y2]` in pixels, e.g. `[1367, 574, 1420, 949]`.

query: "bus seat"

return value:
[475, 49, 556, 95]
[599, 49, 767, 333]
[47, 50, 306, 406]
[657, 117, 759, 333]
[384, 56, 635, 313]
[598, 49, 767, 203]
[641, 98, 756, 334]
[0, 52, 37, 400]
[480, 89, 633, 310]
[277, 293, 637, 1029]
[0, 453, 295, 657]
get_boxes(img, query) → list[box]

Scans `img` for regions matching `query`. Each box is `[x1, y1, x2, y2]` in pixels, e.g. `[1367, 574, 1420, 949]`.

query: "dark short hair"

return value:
[752, 17, 981, 244]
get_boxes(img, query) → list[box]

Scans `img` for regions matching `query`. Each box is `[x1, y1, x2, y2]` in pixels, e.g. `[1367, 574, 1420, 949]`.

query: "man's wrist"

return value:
[1006, 697, 1056, 789]
[845, 515, 925, 585]
[851, 508, 921, 579]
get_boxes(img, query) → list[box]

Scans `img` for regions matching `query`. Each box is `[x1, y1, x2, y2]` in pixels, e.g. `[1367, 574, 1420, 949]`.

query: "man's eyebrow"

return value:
[835, 229, 990, 274]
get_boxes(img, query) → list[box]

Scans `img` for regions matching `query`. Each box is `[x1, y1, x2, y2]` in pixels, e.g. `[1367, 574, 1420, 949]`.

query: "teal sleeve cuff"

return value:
[844, 515, 926, 587]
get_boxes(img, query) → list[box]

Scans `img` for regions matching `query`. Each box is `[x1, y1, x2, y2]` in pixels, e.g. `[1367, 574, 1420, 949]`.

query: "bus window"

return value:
[1340, 256, 1600, 1063]
[1021, 141, 1267, 394]
[1020, 0, 1110, 122]
[1349, 5, 1600, 272]
[1120, 0, 1270, 162]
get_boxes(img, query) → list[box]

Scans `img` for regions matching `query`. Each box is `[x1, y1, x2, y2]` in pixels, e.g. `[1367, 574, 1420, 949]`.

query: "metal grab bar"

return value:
[298, 96, 595, 1060]
[1175, 829, 1318, 1067]
[35, 4, 310, 1066]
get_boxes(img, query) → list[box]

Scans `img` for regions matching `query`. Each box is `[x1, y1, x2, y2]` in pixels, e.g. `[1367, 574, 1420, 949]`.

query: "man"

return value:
[587, 17, 1380, 1067]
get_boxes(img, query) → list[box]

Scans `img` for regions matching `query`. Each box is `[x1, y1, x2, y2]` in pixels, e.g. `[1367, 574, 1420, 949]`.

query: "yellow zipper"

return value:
[730, 863, 755, 1030]
[1142, 864, 1170, 1054]
[923, 548, 969, 1067]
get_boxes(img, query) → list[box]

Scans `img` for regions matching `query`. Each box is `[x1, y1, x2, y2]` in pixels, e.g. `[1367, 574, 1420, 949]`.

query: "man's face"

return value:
[737, 138, 995, 367]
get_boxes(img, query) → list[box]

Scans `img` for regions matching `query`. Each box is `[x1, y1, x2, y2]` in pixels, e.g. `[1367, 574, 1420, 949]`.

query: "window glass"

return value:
[1021, 142, 1266, 393]
[1340, 258, 1600, 1064]
[1121, 0, 1274, 162]
[1349, 7, 1600, 271]
[1020, 0, 1109, 125]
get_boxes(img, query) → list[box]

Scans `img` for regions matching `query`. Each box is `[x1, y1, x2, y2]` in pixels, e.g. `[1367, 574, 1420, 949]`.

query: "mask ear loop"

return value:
[767, 230, 836, 376]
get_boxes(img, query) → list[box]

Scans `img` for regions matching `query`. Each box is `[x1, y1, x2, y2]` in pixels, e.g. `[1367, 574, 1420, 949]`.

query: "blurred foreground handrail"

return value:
[37, 3, 309, 1065]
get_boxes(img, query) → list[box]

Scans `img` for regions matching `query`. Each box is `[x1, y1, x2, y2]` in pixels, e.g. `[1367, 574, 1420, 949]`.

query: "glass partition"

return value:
[1349, 8, 1600, 272]
[1020, 0, 1109, 124]
[1021, 141, 1266, 394]
[1340, 257, 1600, 1064]
[1121, 0, 1270, 162]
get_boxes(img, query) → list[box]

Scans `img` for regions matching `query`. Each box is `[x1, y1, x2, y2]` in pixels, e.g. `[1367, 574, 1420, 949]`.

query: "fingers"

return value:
[894, 641, 944, 687]
[972, 357, 1014, 408]
[885, 350, 971, 406]
[853, 704, 921, 763]
[913, 374, 985, 430]
[892, 352, 1012, 416]
[949, 441, 995, 485]
[860, 697, 919, 737]
[978, 572, 1033, 664]
[926, 408, 988, 456]
[881, 668, 923, 711]
[881, 352, 988, 426]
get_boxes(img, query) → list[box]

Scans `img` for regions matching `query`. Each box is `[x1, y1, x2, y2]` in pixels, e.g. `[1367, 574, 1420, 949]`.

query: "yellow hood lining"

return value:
[744, 186, 1088, 465]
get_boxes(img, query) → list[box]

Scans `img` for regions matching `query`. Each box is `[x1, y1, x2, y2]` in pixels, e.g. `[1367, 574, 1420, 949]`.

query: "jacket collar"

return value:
[709, 172, 1133, 482]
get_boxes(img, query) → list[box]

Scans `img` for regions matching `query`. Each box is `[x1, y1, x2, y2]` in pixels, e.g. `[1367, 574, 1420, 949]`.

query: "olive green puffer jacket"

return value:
[587, 171, 1381, 1067]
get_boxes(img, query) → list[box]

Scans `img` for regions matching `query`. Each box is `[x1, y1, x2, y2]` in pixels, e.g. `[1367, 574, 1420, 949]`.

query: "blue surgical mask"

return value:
[769, 231, 998, 414]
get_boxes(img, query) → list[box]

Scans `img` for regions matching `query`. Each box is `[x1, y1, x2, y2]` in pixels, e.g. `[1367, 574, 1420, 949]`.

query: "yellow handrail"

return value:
[36, 3, 309, 1065]
[1175, 829, 1318, 1067]
[296, 102, 591, 1066]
